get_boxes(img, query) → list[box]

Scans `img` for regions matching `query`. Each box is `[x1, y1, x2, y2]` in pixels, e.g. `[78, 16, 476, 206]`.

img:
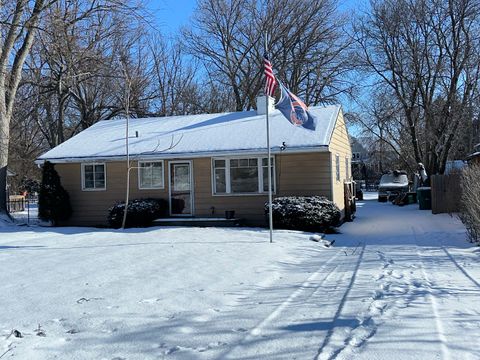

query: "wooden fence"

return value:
[431, 174, 462, 214]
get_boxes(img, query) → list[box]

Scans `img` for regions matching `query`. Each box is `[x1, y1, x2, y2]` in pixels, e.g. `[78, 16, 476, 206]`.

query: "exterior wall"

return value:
[327, 110, 353, 218]
[193, 152, 331, 225]
[55, 161, 169, 226]
[55, 152, 332, 226]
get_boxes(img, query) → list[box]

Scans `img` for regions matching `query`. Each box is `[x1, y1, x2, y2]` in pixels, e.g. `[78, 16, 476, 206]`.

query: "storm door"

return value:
[169, 161, 193, 215]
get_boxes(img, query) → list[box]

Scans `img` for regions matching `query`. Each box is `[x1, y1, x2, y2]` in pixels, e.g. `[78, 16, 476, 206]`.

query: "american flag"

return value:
[264, 55, 277, 97]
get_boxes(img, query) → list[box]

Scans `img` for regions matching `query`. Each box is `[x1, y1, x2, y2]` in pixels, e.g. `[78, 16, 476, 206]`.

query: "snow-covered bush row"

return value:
[267, 196, 340, 232]
[108, 198, 168, 228]
[460, 164, 480, 244]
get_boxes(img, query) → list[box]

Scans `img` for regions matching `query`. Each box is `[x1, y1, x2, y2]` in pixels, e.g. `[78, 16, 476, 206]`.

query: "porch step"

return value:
[153, 217, 241, 227]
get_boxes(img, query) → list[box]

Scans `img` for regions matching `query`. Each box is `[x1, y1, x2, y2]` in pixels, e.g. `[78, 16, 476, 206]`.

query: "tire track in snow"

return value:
[314, 243, 366, 360]
[411, 226, 451, 360]
[218, 248, 346, 359]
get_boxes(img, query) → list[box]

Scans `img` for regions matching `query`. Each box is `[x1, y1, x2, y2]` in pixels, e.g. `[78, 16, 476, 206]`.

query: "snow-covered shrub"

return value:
[460, 164, 480, 244]
[267, 196, 341, 232]
[38, 161, 72, 226]
[108, 198, 168, 228]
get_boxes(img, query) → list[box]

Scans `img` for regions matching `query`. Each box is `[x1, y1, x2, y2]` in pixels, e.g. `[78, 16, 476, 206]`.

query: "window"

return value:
[335, 154, 340, 182]
[138, 161, 164, 189]
[82, 163, 106, 190]
[213, 157, 275, 194]
[214, 159, 227, 193]
[230, 158, 258, 193]
[345, 157, 349, 179]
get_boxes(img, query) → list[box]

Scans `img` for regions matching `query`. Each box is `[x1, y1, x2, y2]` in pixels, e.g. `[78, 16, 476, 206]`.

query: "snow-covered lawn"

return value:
[1, 193, 479, 359]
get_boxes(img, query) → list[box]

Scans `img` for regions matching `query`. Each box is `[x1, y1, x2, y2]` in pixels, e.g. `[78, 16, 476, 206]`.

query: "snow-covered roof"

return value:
[466, 151, 480, 161]
[37, 105, 341, 163]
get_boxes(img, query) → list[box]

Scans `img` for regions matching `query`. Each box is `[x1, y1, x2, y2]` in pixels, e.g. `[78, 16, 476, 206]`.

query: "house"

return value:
[466, 143, 480, 165]
[36, 98, 352, 226]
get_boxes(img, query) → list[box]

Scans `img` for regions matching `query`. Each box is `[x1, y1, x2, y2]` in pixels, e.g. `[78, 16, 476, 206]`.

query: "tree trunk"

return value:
[0, 93, 9, 212]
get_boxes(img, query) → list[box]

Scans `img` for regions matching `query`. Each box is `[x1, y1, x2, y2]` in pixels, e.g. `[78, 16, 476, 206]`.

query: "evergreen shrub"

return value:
[267, 196, 341, 232]
[38, 161, 72, 225]
[108, 198, 169, 228]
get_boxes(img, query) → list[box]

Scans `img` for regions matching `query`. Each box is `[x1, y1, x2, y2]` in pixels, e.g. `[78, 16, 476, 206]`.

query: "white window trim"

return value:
[137, 160, 165, 190]
[211, 156, 276, 196]
[81, 163, 106, 191]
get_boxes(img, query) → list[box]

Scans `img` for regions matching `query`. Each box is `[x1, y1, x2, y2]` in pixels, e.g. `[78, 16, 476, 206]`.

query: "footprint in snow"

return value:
[370, 300, 387, 314]
[391, 271, 404, 279]
[348, 324, 376, 348]
[164, 345, 190, 355]
[196, 341, 227, 352]
[372, 290, 384, 300]
[411, 280, 423, 288]
[192, 314, 210, 322]
[139, 298, 161, 304]
[390, 286, 408, 295]
[380, 283, 390, 292]
[232, 327, 248, 333]
[178, 327, 194, 334]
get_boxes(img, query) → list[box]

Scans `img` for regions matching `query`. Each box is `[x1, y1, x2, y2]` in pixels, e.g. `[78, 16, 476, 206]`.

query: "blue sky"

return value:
[147, 0, 197, 34]
[148, 0, 364, 35]
[147, 0, 366, 135]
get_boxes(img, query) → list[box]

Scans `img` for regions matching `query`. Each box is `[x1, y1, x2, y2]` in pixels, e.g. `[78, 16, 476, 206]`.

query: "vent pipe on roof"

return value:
[256, 95, 275, 115]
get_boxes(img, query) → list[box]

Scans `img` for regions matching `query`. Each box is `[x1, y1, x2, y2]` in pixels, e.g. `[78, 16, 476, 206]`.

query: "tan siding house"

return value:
[38, 102, 352, 226]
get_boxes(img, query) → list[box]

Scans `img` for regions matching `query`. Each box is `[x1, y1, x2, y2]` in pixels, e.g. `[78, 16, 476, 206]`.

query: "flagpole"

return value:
[265, 33, 273, 244]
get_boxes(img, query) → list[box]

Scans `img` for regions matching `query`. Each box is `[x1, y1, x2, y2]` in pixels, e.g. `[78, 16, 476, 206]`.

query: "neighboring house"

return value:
[466, 143, 480, 165]
[444, 160, 467, 174]
[350, 136, 369, 181]
[350, 137, 369, 165]
[36, 98, 352, 226]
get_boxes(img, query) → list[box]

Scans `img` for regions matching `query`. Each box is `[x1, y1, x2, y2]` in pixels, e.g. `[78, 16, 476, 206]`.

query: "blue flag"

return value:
[275, 82, 316, 130]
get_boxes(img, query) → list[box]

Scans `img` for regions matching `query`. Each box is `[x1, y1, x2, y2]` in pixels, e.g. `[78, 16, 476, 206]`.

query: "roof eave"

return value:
[35, 145, 329, 164]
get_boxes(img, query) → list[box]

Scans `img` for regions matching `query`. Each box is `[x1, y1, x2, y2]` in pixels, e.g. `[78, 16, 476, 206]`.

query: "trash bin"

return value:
[417, 187, 431, 210]
[407, 192, 417, 204]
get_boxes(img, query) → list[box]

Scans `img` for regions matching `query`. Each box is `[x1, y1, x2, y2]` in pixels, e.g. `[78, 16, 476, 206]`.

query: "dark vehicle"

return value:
[378, 171, 409, 202]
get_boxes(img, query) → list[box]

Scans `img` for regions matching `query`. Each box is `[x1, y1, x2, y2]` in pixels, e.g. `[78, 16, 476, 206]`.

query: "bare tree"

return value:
[183, 0, 353, 111]
[0, 0, 148, 212]
[354, 0, 480, 175]
[26, 0, 149, 146]
[0, 0, 51, 212]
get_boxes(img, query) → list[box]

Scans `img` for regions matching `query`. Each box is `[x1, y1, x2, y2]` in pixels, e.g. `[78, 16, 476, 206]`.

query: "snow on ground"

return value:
[1, 193, 480, 359]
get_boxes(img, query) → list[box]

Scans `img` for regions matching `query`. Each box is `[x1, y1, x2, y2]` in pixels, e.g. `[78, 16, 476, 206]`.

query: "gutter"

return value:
[35, 145, 329, 164]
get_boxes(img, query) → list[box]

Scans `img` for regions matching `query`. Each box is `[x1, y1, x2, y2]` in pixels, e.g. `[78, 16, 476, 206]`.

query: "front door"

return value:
[169, 161, 193, 216]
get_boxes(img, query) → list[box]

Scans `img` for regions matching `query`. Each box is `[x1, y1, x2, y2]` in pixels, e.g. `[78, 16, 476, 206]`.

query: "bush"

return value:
[267, 196, 341, 232]
[108, 198, 169, 228]
[460, 164, 480, 244]
[38, 161, 72, 226]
